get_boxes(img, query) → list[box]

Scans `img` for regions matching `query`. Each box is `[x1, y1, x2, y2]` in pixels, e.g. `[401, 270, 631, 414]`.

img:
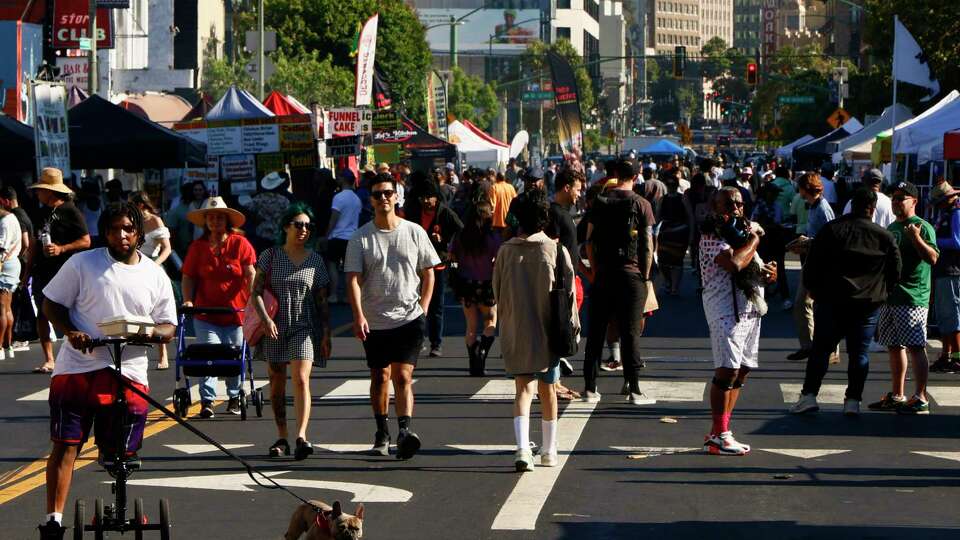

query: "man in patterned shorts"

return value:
[869, 182, 939, 414]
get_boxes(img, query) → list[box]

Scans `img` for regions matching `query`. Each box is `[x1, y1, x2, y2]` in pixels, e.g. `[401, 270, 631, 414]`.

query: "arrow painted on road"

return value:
[761, 449, 850, 459]
[611, 446, 698, 456]
[165, 444, 254, 455]
[122, 471, 412, 502]
[446, 445, 516, 454]
[912, 451, 960, 464]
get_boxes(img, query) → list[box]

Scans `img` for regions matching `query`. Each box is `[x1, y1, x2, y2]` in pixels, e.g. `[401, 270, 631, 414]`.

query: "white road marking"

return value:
[164, 444, 253, 455]
[761, 449, 850, 459]
[447, 444, 516, 454]
[610, 446, 698, 455]
[123, 471, 412, 502]
[17, 388, 49, 401]
[643, 381, 706, 402]
[470, 379, 518, 401]
[320, 379, 416, 400]
[163, 379, 265, 403]
[927, 386, 960, 407]
[491, 400, 598, 531]
[317, 444, 385, 453]
[912, 451, 960, 464]
[780, 383, 847, 404]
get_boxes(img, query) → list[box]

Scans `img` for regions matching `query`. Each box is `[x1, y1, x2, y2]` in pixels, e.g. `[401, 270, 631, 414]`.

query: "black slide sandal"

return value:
[269, 439, 290, 458]
[294, 438, 314, 461]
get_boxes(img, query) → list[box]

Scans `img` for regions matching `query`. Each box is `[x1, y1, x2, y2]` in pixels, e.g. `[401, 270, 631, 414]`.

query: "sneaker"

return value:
[199, 402, 215, 419]
[867, 392, 905, 412]
[786, 349, 811, 361]
[37, 517, 66, 540]
[895, 397, 931, 415]
[947, 360, 960, 373]
[396, 430, 421, 460]
[626, 392, 656, 406]
[843, 398, 860, 417]
[3, 347, 12, 359]
[601, 359, 623, 371]
[514, 448, 535, 472]
[619, 382, 630, 396]
[369, 432, 390, 456]
[703, 431, 751, 456]
[429, 346, 442, 358]
[539, 452, 559, 467]
[781, 299, 793, 311]
[0, 348, 6, 360]
[930, 357, 952, 373]
[582, 390, 601, 403]
[12, 340, 29, 351]
[226, 397, 241, 415]
[788, 393, 820, 414]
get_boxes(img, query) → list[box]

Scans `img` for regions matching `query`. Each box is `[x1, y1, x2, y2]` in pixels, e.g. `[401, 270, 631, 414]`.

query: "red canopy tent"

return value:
[461, 118, 509, 148]
[262, 90, 310, 116]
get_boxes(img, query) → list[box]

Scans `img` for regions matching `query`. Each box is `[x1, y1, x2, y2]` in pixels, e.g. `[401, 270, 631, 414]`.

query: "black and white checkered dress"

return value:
[256, 247, 329, 364]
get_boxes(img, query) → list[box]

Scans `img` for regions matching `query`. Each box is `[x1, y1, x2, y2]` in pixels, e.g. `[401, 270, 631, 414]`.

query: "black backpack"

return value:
[592, 193, 641, 267]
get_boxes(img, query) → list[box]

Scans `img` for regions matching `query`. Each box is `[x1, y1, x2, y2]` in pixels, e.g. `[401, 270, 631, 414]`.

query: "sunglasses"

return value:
[371, 189, 396, 200]
[108, 224, 138, 235]
[289, 221, 313, 230]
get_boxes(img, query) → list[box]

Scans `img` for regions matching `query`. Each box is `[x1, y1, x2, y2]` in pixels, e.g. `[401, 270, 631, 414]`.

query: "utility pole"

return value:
[87, 0, 97, 95]
[258, 0, 265, 100]
[450, 16, 458, 68]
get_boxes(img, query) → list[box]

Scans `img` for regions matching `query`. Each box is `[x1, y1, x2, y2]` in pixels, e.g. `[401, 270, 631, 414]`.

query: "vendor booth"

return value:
[448, 119, 509, 169]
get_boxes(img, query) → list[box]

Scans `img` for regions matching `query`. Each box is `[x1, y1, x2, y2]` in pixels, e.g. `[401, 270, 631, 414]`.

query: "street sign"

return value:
[244, 57, 275, 80]
[78, 37, 92, 51]
[245, 30, 277, 53]
[826, 107, 851, 129]
[522, 91, 553, 102]
[778, 96, 814, 105]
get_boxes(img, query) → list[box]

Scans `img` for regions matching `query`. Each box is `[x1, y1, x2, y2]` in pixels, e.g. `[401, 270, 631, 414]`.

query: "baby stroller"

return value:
[171, 306, 264, 420]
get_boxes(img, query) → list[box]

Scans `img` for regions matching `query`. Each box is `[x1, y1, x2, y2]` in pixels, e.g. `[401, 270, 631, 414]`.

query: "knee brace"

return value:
[712, 376, 736, 391]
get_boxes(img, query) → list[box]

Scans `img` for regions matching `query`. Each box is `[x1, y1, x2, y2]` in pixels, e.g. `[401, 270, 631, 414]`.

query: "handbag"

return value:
[548, 243, 578, 358]
[242, 248, 279, 346]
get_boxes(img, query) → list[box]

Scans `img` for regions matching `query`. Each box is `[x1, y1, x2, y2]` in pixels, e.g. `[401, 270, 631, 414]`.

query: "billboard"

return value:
[30, 81, 71, 176]
[53, 0, 114, 49]
[760, 0, 778, 59]
[419, 8, 539, 52]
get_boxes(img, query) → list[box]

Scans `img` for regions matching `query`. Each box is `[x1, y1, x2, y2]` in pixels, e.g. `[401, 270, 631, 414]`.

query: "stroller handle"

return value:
[180, 305, 242, 315]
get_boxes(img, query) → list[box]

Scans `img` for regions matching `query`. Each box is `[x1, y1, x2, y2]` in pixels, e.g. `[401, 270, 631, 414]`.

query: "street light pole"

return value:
[87, 0, 97, 95]
[450, 16, 458, 68]
[258, 0, 265, 100]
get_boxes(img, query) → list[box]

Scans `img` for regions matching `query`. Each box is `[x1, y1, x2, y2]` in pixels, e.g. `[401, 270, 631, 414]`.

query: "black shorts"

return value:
[363, 316, 425, 369]
[327, 238, 349, 268]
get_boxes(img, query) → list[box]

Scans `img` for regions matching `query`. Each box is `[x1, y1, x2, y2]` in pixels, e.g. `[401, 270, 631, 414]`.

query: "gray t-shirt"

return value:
[345, 219, 440, 330]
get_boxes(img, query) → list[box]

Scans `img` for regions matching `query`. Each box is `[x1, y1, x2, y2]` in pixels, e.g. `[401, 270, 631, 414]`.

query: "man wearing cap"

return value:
[930, 182, 960, 373]
[868, 182, 938, 414]
[444, 162, 459, 186]
[27, 168, 92, 374]
[520, 166, 545, 194]
[843, 168, 894, 228]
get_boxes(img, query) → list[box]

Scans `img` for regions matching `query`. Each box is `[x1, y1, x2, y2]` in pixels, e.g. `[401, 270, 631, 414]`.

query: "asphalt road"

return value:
[1, 268, 959, 539]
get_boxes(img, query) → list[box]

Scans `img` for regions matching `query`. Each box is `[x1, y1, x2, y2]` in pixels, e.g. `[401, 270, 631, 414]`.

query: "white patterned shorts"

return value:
[707, 314, 761, 369]
[877, 304, 928, 348]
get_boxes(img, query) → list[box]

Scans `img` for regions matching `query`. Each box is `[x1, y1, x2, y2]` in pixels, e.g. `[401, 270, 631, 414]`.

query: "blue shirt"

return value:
[806, 196, 835, 238]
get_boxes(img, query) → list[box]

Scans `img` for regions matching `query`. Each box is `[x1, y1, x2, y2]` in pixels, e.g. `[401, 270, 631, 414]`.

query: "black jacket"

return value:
[803, 214, 901, 306]
[406, 202, 463, 263]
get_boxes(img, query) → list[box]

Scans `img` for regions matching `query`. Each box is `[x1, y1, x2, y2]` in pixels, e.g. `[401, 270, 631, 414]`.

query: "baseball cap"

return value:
[862, 168, 884, 184]
[445, 162, 456, 171]
[892, 181, 919, 199]
[524, 166, 544, 180]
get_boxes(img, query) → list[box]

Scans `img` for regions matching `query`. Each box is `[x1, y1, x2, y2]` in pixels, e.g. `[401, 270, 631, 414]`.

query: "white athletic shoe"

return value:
[582, 391, 602, 403]
[514, 448, 535, 472]
[626, 392, 656, 406]
[539, 452, 559, 467]
[843, 398, 861, 417]
[789, 393, 820, 414]
[703, 431, 751, 456]
[0, 348, 6, 360]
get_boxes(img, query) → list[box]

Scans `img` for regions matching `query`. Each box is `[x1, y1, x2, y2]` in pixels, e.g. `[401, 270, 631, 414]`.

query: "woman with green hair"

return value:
[251, 202, 332, 460]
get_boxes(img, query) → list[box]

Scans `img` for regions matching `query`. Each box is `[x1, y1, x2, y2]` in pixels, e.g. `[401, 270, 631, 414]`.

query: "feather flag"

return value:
[894, 17, 940, 101]
[354, 14, 379, 107]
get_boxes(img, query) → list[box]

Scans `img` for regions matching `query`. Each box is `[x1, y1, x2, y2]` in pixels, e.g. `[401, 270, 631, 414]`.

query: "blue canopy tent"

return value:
[205, 85, 274, 121]
[637, 139, 685, 155]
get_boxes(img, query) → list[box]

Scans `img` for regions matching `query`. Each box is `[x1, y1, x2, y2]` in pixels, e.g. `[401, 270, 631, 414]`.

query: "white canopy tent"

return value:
[893, 93, 960, 163]
[448, 119, 510, 169]
[829, 103, 913, 162]
[775, 134, 815, 159]
[844, 90, 960, 161]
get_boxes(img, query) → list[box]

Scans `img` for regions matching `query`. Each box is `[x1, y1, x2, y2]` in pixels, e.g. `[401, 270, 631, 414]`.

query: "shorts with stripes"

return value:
[877, 304, 928, 348]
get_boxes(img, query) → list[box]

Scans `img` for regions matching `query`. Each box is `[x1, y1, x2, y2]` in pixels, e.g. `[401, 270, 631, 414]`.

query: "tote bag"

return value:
[242, 249, 279, 345]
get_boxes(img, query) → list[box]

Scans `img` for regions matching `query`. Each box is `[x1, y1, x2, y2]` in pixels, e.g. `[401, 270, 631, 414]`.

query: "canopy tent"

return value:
[0, 114, 38, 171]
[205, 85, 274, 121]
[637, 139, 685, 155]
[448, 119, 509, 169]
[893, 93, 960, 163]
[829, 103, 913, 160]
[69, 95, 207, 169]
[182, 94, 214, 121]
[67, 86, 88, 108]
[844, 90, 960, 161]
[775, 134, 815, 159]
[119, 93, 193, 128]
[792, 118, 863, 165]
[287, 95, 310, 114]
[262, 90, 310, 116]
[372, 115, 456, 170]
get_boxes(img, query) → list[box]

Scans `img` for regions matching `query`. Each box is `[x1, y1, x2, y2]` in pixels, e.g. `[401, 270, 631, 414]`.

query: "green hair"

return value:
[276, 201, 316, 246]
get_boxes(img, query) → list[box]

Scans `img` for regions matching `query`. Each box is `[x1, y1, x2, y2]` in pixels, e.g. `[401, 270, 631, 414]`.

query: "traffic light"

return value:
[673, 46, 686, 79]
[746, 62, 758, 86]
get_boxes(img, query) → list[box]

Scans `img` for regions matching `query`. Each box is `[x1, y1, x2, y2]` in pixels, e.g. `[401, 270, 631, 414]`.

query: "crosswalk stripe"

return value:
[319, 379, 417, 400]
[470, 379, 517, 401]
[165, 444, 254, 455]
[927, 386, 960, 407]
[16, 388, 49, 402]
[643, 381, 706, 402]
[447, 445, 516, 454]
[780, 383, 847, 404]
[911, 451, 960, 463]
[761, 449, 850, 459]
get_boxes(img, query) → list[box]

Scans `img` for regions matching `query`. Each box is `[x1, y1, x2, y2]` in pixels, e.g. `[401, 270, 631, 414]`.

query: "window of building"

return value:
[586, 0, 599, 21]
[557, 0, 571, 8]
[557, 27, 571, 40]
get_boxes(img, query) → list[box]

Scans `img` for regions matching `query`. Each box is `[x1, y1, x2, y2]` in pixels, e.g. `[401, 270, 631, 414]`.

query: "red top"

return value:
[182, 234, 257, 326]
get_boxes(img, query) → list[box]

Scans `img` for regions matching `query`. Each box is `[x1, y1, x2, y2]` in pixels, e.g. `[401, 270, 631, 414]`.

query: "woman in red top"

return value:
[182, 197, 257, 418]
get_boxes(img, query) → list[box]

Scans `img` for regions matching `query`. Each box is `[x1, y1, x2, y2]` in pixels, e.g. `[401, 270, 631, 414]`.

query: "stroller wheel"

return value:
[73, 499, 85, 540]
[134, 498, 145, 540]
[239, 390, 247, 421]
[254, 388, 264, 418]
[159, 499, 171, 540]
[93, 498, 104, 540]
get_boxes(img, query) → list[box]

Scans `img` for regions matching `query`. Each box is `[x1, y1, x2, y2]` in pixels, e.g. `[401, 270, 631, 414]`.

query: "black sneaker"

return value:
[396, 430, 421, 460]
[226, 397, 241, 415]
[786, 349, 811, 361]
[370, 431, 390, 457]
[867, 392, 905, 412]
[199, 402, 215, 419]
[38, 518, 66, 540]
[895, 397, 931, 415]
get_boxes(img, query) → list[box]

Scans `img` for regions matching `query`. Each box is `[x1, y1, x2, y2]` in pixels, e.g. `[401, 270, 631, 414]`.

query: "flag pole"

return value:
[891, 15, 899, 181]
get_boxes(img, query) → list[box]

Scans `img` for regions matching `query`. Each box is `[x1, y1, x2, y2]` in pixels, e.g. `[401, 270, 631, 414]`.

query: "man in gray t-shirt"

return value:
[345, 173, 439, 460]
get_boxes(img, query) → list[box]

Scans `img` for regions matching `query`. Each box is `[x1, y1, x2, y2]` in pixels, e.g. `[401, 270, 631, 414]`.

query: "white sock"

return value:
[541, 419, 558, 456]
[46, 512, 62, 525]
[610, 342, 621, 362]
[513, 416, 529, 451]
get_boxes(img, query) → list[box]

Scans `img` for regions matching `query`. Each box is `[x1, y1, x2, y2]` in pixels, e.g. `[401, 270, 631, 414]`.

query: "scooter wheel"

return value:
[73, 499, 85, 540]
[134, 498, 145, 540]
[159, 499, 172, 540]
[93, 498, 104, 540]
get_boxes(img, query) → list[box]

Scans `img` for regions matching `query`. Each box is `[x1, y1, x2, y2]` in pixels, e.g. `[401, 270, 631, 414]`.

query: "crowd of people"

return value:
[22, 149, 960, 535]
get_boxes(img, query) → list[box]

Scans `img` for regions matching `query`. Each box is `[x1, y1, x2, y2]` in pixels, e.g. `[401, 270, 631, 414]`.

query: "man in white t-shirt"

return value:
[843, 169, 894, 227]
[322, 170, 362, 303]
[38, 203, 176, 538]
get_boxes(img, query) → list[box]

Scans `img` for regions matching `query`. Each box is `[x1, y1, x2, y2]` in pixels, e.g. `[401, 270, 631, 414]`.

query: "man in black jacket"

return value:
[405, 181, 463, 357]
[789, 188, 901, 416]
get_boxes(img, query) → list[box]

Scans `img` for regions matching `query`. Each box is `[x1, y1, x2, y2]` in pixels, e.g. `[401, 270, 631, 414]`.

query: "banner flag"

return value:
[546, 50, 583, 155]
[354, 13, 379, 106]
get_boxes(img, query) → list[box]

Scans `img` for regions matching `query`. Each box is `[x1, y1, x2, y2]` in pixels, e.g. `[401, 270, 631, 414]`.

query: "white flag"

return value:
[894, 17, 940, 101]
[354, 14, 379, 107]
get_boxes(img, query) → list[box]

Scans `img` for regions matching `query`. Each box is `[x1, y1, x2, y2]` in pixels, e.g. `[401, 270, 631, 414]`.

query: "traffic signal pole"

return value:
[87, 0, 97, 94]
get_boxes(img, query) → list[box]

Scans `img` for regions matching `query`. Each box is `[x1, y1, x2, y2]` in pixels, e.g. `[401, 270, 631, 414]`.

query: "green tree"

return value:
[447, 67, 500, 130]
[201, 56, 254, 101]
[269, 52, 354, 107]
[700, 36, 731, 80]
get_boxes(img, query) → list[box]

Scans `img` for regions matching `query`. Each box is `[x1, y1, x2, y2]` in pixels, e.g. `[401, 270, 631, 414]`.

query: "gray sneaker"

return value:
[582, 390, 602, 403]
[843, 398, 860, 417]
[514, 448, 534, 472]
[788, 393, 819, 414]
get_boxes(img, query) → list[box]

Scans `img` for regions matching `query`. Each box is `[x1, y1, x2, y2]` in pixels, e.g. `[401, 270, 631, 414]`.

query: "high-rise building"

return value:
[733, 0, 761, 56]
[700, 0, 734, 49]
[650, 0, 701, 55]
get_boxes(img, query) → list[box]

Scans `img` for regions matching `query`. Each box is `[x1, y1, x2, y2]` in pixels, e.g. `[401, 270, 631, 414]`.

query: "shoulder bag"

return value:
[548, 243, 578, 358]
[243, 248, 279, 346]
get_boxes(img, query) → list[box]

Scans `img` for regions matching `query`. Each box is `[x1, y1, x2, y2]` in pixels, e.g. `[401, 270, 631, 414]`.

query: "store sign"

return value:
[327, 136, 361, 158]
[30, 82, 70, 176]
[53, 0, 114, 49]
[760, 0, 777, 58]
[220, 154, 256, 180]
[325, 108, 370, 137]
[56, 57, 89, 92]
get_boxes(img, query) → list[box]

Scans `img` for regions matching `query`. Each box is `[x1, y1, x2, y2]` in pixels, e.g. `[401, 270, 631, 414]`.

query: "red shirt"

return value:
[182, 234, 256, 326]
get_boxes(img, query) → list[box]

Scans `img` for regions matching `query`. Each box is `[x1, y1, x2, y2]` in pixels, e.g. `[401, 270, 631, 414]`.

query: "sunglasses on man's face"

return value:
[289, 221, 313, 230]
[371, 189, 396, 200]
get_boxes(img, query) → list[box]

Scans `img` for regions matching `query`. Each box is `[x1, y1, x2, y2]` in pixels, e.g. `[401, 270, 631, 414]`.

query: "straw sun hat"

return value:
[187, 196, 246, 228]
[28, 167, 73, 194]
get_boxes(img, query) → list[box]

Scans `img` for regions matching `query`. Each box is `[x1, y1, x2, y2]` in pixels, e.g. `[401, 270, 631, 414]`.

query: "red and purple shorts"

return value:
[49, 368, 149, 455]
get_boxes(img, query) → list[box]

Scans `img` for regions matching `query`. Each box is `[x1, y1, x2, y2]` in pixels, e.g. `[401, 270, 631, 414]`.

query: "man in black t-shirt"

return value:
[26, 169, 91, 373]
[583, 159, 656, 405]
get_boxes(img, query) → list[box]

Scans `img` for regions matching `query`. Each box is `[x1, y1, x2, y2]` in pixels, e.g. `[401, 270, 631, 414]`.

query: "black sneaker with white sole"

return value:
[370, 431, 390, 456]
[199, 402, 215, 419]
[226, 397, 241, 415]
[396, 429, 421, 460]
[38, 518, 66, 540]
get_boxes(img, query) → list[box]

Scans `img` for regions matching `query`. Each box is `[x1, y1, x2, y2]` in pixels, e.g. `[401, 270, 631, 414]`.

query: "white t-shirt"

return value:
[44, 248, 177, 386]
[842, 191, 894, 228]
[0, 213, 22, 260]
[329, 190, 362, 240]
